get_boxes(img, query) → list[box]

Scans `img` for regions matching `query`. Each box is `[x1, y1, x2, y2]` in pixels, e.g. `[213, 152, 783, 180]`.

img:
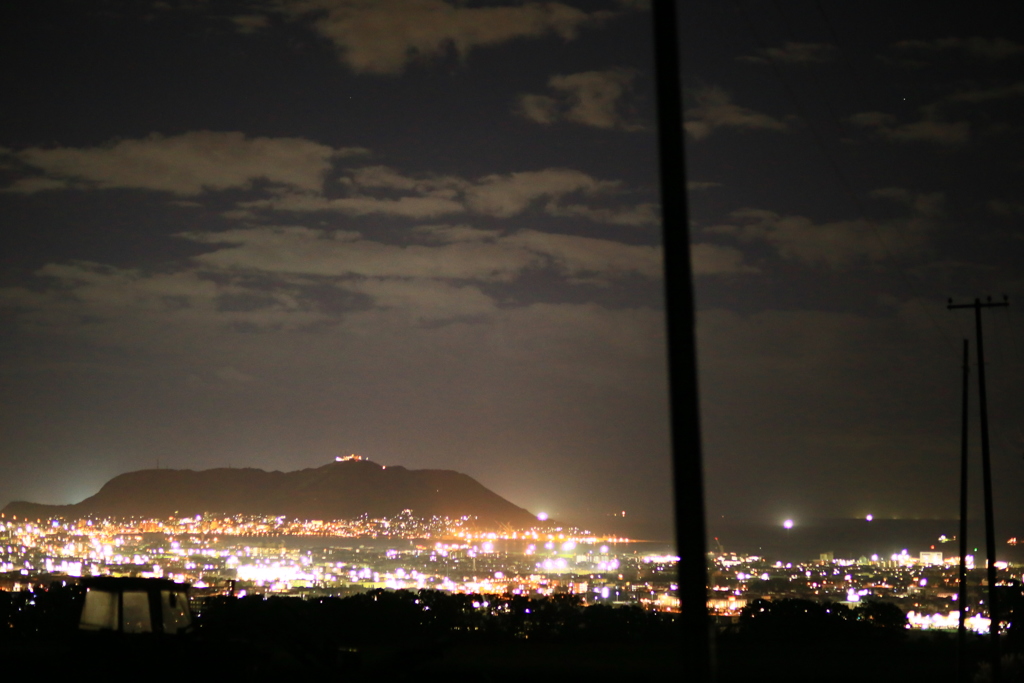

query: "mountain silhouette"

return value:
[2, 459, 542, 529]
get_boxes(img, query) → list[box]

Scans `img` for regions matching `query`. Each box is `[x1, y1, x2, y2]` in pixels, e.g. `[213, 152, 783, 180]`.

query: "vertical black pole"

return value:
[949, 296, 1009, 678]
[958, 338, 969, 681]
[974, 301, 1000, 677]
[651, 0, 712, 680]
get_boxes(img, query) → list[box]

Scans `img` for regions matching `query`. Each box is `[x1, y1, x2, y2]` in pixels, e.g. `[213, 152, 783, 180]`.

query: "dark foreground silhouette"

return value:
[2, 584, 1022, 681]
[2, 458, 541, 529]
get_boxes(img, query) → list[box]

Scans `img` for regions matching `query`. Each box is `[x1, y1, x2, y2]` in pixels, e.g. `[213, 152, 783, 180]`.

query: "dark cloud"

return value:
[891, 36, 1024, 61]
[849, 112, 970, 145]
[738, 41, 837, 65]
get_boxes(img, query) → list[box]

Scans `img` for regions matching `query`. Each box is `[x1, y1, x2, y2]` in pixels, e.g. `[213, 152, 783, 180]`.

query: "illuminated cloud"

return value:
[945, 82, 1024, 104]
[518, 94, 561, 125]
[502, 229, 661, 281]
[849, 112, 970, 145]
[4, 132, 367, 196]
[3, 134, 654, 226]
[690, 244, 757, 276]
[230, 14, 270, 33]
[234, 165, 649, 224]
[181, 225, 661, 284]
[343, 278, 497, 321]
[684, 86, 787, 140]
[1, 177, 73, 194]
[543, 201, 659, 226]
[238, 193, 467, 219]
[413, 224, 502, 243]
[0, 242, 667, 393]
[0, 260, 333, 337]
[265, 0, 601, 74]
[707, 190, 942, 268]
[342, 165, 466, 196]
[183, 226, 538, 281]
[464, 168, 618, 217]
[517, 68, 643, 130]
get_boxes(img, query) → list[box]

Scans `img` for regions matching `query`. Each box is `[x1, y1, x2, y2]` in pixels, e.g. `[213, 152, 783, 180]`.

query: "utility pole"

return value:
[957, 338, 969, 682]
[948, 295, 1009, 679]
[651, 0, 713, 680]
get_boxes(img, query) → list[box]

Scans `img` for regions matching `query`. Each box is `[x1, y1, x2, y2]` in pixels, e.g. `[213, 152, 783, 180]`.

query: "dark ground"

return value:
[3, 583, 1022, 681]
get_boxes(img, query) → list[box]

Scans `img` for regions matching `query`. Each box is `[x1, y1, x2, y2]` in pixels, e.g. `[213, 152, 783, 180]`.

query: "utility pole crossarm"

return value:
[947, 296, 1009, 311]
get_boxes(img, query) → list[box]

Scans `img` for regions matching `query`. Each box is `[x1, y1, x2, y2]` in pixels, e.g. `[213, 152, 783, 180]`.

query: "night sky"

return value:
[1, 1, 1022, 541]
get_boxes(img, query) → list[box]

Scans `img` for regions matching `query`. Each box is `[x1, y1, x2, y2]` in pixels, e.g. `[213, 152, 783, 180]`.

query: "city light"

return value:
[3, 510, 1019, 635]
[0, 512, 635, 602]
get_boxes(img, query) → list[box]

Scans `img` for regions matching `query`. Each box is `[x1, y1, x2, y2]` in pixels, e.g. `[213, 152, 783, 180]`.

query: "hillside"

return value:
[1, 459, 541, 529]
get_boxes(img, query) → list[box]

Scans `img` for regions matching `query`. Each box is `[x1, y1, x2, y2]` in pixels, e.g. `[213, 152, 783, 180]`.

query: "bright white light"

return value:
[236, 564, 313, 583]
[866, 514, 873, 522]
[537, 512, 548, 521]
[783, 519, 794, 530]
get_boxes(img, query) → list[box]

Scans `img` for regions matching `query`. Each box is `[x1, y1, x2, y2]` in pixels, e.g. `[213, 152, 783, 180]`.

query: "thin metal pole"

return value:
[950, 296, 1009, 680]
[958, 338, 969, 681]
[651, 0, 713, 680]
[973, 301, 999, 677]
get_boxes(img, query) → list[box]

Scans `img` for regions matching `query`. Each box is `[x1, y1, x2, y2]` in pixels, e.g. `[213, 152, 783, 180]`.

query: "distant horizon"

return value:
[7, 455, 1003, 524]
[9, 455, 1023, 558]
